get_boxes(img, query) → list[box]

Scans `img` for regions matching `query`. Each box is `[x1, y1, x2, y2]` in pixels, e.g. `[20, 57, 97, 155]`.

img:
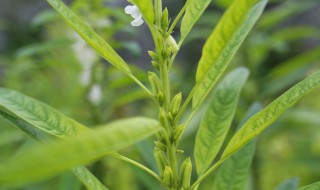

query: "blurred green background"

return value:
[0, 0, 320, 189]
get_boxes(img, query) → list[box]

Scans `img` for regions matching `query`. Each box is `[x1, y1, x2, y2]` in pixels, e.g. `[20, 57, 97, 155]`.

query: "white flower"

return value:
[88, 84, 103, 105]
[125, 5, 144, 27]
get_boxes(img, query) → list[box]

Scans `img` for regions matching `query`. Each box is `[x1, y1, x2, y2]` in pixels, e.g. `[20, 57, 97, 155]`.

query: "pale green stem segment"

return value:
[110, 152, 161, 182]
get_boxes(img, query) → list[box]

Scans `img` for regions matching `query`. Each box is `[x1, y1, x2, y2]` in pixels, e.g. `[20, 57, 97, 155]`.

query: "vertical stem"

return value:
[154, 0, 179, 189]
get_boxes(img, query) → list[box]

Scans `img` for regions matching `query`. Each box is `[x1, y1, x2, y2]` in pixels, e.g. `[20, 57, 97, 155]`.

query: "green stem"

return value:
[110, 152, 161, 182]
[167, 2, 188, 36]
[190, 160, 224, 189]
[160, 61, 171, 110]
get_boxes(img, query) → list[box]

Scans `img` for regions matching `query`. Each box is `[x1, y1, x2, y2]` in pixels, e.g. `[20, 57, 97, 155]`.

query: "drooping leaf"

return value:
[194, 67, 249, 175]
[0, 88, 109, 190]
[221, 71, 320, 160]
[192, 0, 267, 108]
[0, 88, 89, 138]
[0, 117, 161, 186]
[131, 0, 155, 25]
[180, 0, 212, 45]
[298, 181, 320, 190]
[47, 0, 131, 74]
[275, 178, 299, 190]
[212, 103, 262, 190]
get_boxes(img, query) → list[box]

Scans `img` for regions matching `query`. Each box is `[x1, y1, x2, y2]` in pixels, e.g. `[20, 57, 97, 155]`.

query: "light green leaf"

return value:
[192, 0, 267, 108]
[0, 117, 161, 186]
[47, 0, 131, 74]
[212, 103, 262, 190]
[275, 178, 299, 190]
[131, 0, 155, 25]
[194, 67, 249, 175]
[0, 88, 109, 190]
[180, 0, 212, 45]
[0, 88, 89, 138]
[221, 71, 320, 159]
[262, 47, 320, 96]
[298, 181, 320, 190]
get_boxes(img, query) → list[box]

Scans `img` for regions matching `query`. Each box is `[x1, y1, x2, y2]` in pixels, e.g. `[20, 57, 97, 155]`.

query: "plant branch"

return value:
[110, 152, 161, 182]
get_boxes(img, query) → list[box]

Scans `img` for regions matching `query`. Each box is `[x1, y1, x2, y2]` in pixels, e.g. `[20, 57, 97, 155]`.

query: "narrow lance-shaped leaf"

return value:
[179, 0, 212, 45]
[212, 103, 262, 190]
[192, 0, 267, 108]
[0, 88, 109, 190]
[221, 71, 320, 160]
[131, 0, 155, 25]
[0, 117, 161, 186]
[0, 88, 89, 138]
[298, 181, 320, 190]
[194, 67, 249, 175]
[47, 0, 131, 74]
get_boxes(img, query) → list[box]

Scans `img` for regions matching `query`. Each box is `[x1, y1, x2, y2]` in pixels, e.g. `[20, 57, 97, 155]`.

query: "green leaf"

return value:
[298, 181, 320, 190]
[275, 178, 299, 190]
[47, 0, 131, 74]
[0, 88, 90, 138]
[180, 0, 212, 45]
[131, 0, 155, 25]
[0, 117, 161, 186]
[71, 167, 110, 190]
[212, 103, 262, 190]
[262, 47, 320, 96]
[221, 71, 320, 160]
[192, 0, 266, 109]
[257, 2, 313, 30]
[0, 88, 109, 190]
[194, 67, 249, 175]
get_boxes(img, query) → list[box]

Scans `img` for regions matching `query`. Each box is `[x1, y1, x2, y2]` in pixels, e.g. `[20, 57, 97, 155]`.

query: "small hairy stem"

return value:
[167, 2, 188, 36]
[190, 159, 224, 189]
[129, 74, 154, 98]
[160, 61, 171, 111]
[167, 142, 178, 188]
[110, 152, 161, 182]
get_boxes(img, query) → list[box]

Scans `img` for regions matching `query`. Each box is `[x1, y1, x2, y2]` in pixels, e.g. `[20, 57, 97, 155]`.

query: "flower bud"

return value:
[170, 92, 182, 115]
[161, 8, 169, 31]
[176, 149, 184, 154]
[157, 91, 164, 105]
[154, 141, 166, 151]
[159, 109, 170, 132]
[151, 61, 159, 70]
[167, 112, 173, 123]
[163, 166, 173, 187]
[154, 148, 168, 177]
[179, 158, 192, 189]
[166, 35, 179, 53]
[173, 124, 184, 143]
[148, 50, 159, 60]
[148, 72, 162, 96]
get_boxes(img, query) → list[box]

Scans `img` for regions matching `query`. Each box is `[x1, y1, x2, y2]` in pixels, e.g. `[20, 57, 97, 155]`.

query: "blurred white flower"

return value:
[72, 33, 96, 86]
[125, 5, 144, 27]
[88, 84, 103, 105]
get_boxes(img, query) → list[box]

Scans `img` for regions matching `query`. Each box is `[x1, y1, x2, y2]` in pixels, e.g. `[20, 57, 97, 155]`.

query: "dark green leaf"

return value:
[47, 0, 131, 74]
[222, 71, 320, 159]
[0, 117, 161, 186]
[194, 67, 249, 175]
[192, 0, 267, 108]
[212, 103, 262, 190]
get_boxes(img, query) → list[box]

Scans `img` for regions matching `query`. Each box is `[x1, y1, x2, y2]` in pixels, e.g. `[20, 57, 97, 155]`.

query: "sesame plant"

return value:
[0, 0, 320, 190]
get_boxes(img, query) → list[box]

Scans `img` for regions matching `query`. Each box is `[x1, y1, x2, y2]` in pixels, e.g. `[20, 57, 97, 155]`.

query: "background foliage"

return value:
[0, 0, 319, 189]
